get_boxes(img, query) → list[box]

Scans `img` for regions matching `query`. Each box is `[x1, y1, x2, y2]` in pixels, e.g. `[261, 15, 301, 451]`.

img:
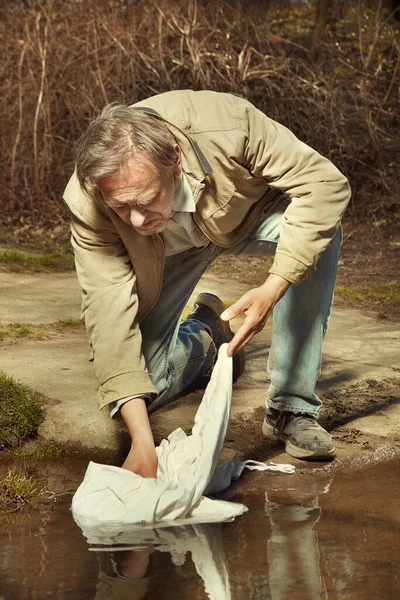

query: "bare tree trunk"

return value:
[309, 0, 331, 62]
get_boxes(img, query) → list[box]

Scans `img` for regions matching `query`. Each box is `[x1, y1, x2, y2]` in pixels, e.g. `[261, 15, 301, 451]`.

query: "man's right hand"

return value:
[120, 398, 158, 478]
[121, 439, 158, 478]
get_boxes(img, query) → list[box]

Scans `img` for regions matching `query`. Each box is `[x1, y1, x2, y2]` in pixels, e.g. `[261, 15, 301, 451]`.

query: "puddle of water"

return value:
[0, 459, 399, 600]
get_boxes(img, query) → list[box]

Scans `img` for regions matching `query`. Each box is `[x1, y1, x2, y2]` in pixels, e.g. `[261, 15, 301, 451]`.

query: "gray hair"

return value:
[76, 103, 177, 197]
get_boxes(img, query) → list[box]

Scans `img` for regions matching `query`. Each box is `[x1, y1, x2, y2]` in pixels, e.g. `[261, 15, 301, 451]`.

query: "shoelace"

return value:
[272, 411, 289, 436]
[273, 411, 317, 436]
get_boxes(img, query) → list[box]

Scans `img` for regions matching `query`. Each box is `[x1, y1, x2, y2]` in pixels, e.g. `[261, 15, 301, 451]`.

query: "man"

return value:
[63, 90, 350, 478]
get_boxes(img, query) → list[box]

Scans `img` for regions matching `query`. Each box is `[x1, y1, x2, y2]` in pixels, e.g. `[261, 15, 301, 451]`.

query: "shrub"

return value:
[0, 372, 45, 448]
[1, 0, 398, 226]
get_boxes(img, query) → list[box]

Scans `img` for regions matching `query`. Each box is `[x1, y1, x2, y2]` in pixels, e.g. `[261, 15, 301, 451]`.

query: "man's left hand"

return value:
[220, 274, 291, 357]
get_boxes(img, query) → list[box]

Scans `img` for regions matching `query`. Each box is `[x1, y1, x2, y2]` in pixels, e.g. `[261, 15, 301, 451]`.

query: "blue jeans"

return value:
[140, 196, 342, 416]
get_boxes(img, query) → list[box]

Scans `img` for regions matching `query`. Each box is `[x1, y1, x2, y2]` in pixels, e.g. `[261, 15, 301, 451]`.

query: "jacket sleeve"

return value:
[239, 98, 351, 283]
[70, 213, 158, 409]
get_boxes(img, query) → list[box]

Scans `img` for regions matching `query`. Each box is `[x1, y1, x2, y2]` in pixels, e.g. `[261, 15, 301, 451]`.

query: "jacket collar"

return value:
[132, 106, 213, 186]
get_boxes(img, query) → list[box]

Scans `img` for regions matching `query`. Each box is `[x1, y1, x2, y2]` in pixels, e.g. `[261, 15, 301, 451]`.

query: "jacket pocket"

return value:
[199, 179, 235, 220]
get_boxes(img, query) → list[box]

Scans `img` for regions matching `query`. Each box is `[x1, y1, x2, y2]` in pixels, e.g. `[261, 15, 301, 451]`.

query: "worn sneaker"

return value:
[186, 292, 246, 382]
[262, 407, 335, 461]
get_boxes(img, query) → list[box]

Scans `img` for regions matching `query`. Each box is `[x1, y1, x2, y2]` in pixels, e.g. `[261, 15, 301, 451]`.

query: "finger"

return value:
[227, 330, 254, 357]
[221, 296, 250, 321]
[230, 333, 256, 357]
[227, 311, 270, 355]
[227, 321, 258, 356]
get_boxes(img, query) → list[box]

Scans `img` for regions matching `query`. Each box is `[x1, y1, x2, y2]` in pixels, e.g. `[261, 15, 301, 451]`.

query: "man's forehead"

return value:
[100, 158, 158, 195]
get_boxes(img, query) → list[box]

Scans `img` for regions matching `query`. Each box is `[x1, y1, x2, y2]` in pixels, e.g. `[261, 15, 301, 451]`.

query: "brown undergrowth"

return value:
[1, 0, 399, 229]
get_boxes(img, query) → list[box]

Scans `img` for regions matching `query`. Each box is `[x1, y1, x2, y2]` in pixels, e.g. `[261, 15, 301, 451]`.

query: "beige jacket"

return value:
[63, 90, 351, 408]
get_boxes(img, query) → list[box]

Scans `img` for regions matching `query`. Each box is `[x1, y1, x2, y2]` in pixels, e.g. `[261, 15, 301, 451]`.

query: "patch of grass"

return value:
[0, 319, 83, 341]
[0, 372, 45, 448]
[53, 318, 82, 330]
[0, 323, 32, 338]
[0, 250, 74, 272]
[0, 323, 49, 341]
[18, 442, 65, 461]
[0, 468, 47, 509]
[335, 282, 400, 306]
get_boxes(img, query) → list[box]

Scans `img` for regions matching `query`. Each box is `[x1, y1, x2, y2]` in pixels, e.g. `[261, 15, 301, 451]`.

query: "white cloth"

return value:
[72, 344, 295, 531]
[205, 459, 295, 495]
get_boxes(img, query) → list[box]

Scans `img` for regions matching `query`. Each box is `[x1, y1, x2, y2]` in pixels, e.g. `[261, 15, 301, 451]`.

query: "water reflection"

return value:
[2, 460, 399, 598]
[86, 523, 231, 599]
[77, 478, 332, 600]
[264, 478, 332, 599]
[96, 549, 152, 599]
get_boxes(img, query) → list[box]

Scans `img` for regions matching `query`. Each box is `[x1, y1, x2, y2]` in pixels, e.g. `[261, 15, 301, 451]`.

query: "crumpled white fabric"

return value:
[72, 344, 295, 530]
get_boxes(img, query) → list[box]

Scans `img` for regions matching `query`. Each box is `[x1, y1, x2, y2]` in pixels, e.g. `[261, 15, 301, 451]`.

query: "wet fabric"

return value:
[72, 345, 295, 530]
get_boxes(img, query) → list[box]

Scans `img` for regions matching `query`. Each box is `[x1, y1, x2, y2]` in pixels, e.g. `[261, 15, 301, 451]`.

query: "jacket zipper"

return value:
[140, 233, 166, 321]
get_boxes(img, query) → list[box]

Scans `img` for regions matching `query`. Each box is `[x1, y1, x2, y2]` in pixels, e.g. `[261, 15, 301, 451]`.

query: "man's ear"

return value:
[174, 145, 183, 176]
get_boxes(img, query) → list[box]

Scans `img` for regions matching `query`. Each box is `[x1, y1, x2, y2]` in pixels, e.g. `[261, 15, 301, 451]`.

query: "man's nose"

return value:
[129, 207, 147, 227]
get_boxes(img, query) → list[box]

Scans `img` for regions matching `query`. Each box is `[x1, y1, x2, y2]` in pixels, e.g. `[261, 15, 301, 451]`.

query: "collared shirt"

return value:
[161, 171, 209, 256]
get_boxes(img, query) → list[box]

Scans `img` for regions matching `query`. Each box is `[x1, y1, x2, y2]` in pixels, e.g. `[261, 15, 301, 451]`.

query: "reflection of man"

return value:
[93, 523, 231, 599]
[265, 480, 331, 600]
[96, 548, 152, 600]
[63, 90, 350, 476]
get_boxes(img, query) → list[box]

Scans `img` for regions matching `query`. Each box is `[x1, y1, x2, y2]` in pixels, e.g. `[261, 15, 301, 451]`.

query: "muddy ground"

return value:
[0, 216, 399, 510]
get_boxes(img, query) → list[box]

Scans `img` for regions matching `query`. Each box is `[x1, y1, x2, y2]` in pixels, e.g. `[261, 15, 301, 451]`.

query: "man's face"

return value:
[99, 148, 181, 236]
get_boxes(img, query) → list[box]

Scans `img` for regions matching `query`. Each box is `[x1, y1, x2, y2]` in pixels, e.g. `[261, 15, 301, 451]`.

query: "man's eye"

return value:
[137, 199, 154, 209]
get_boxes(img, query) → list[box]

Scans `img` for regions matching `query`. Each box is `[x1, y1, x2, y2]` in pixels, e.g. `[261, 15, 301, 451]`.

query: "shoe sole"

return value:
[195, 293, 246, 379]
[262, 417, 336, 461]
